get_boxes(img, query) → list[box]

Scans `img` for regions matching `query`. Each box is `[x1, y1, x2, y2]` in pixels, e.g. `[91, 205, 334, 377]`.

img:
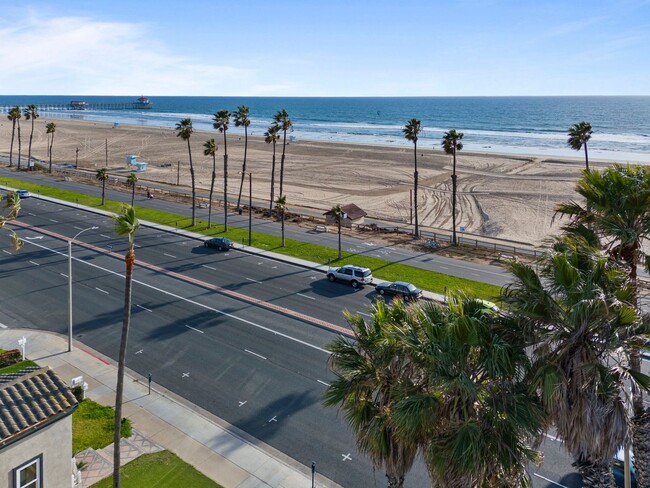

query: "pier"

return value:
[0, 97, 153, 113]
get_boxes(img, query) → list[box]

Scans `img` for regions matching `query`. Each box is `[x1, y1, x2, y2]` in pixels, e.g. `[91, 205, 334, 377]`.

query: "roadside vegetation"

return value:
[72, 398, 132, 453]
[91, 450, 222, 488]
[0, 175, 500, 299]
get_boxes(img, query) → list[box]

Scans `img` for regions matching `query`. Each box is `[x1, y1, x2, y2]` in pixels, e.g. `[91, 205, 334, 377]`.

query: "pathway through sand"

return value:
[0, 118, 597, 245]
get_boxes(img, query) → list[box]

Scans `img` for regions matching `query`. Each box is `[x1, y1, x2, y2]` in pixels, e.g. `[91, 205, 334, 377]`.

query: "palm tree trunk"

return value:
[633, 413, 650, 488]
[413, 141, 419, 239]
[584, 143, 589, 171]
[9, 122, 15, 167]
[102, 180, 106, 205]
[28, 118, 34, 170]
[281, 209, 285, 247]
[187, 139, 196, 226]
[224, 154, 228, 231]
[270, 144, 276, 211]
[386, 473, 405, 488]
[237, 126, 248, 209]
[337, 218, 342, 259]
[451, 147, 458, 246]
[48, 133, 54, 173]
[208, 155, 216, 228]
[113, 249, 135, 488]
[577, 460, 616, 488]
[131, 186, 135, 206]
[279, 131, 287, 196]
[17, 122, 22, 169]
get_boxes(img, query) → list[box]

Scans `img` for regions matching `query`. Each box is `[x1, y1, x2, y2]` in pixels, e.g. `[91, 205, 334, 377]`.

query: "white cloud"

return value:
[0, 12, 252, 95]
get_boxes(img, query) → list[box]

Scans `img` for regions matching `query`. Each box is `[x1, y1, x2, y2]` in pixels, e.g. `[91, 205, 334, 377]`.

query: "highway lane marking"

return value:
[238, 401, 247, 407]
[29, 260, 40, 266]
[268, 416, 277, 422]
[356, 311, 372, 317]
[134, 244, 141, 248]
[246, 277, 263, 284]
[95, 287, 109, 294]
[136, 305, 152, 312]
[13, 226, 344, 350]
[49, 219, 59, 223]
[439, 266, 449, 270]
[100, 234, 111, 239]
[60, 273, 68, 278]
[28, 212, 36, 216]
[182, 372, 190, 378]
[342, 453, 352, 461]
[73, 226, 84, 230]
[317, 380, 331, 387]
[185, 324, 204, 334]
[202, 265, 216, 270]
[532, 473, 568, 488]
[164, 253, 177, 258]
[296, 293, 316, 300]
[136, 349, 143, 354]
[245, 349, 267, 360]
[2, 250, 11, 254]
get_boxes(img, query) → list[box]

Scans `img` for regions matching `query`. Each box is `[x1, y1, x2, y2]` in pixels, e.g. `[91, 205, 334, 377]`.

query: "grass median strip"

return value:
[3, 176, 502, 299]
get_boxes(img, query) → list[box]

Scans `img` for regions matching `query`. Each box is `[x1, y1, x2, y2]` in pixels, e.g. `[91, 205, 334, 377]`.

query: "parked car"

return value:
[614, 449, 637, 488]
[204, 237, 234, 251]
[15, 190, 31, 198]
[375, 281, 422, 301]
[326, 265, 373, 288]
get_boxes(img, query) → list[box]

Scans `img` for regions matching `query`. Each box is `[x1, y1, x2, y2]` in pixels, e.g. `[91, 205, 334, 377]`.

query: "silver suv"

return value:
[326, 265, 373, 288]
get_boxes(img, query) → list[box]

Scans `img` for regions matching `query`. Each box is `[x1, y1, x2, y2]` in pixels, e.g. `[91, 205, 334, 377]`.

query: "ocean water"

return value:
[2, 96, 649, 162]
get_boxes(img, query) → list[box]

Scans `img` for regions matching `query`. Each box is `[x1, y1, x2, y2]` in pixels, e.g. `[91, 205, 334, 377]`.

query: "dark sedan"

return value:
[375, 281, 422, 301]
[204, 237, 234, 251]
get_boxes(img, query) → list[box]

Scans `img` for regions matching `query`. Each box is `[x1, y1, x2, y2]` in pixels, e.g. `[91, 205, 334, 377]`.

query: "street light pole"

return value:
[68, 226, 98, 352]
[249, 173, 252, 246]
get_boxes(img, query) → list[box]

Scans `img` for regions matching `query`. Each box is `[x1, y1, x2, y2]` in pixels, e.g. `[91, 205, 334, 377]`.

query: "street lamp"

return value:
[68, 226, 98, 352]
[248, 172, 252, 246]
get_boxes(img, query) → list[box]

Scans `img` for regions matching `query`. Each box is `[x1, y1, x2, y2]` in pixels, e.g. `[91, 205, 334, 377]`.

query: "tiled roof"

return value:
[0, 367, 78, 448]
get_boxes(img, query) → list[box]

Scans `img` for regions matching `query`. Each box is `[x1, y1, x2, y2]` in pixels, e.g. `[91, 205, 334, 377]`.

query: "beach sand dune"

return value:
[0, 118, 597, 245]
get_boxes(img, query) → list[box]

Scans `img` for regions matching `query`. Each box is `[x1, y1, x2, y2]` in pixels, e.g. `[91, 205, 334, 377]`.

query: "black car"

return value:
[204, 237, 234, 251]
[375, 281, 422, 301]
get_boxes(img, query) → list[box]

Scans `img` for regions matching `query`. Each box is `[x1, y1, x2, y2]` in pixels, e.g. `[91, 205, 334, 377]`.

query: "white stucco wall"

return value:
[0, 415, 73, 488]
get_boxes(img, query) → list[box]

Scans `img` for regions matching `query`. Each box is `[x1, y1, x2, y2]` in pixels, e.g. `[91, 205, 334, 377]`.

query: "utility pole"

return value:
[409, 189, 413, 225]
[177, 161, 180, 186]
[105, 138, 108, 167]
[75, 147, 79, 168]
[249, 173, 252, 246]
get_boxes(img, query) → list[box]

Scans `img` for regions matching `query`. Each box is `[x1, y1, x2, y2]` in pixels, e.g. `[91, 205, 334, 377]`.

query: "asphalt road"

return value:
[0, 193, 585, 487]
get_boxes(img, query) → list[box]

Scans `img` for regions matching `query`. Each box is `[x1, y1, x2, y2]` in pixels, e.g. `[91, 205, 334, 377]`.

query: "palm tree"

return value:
[324, 299, 419, 488]
[265, 124, 280, 211]
[7, 106, 21, 167]
[213, 110, 231, 231]
[175, 118, 196, 226]
[273, 109, 292, 197]
[275, 195, 287, 247]
[127, 172, 138, 206]
[203, 139, 218, 228]
[16, 107, 23, 169]
[46, 122, 56, 173]
[554, 164, 650, 484]
[442, 129, 464, 245]
[502, 236, 649, 487]
[330, 204, 344, 259]
[111, 204, 140, 488]
[402, 119, 422, 238]
[24, 104, 39, 170]
[96, 168, 108, 205]
[567, 121, 593, 171]
[1, 191, 23, 251]
[233, 105, 250, 210]
[390, 296, 545, 487]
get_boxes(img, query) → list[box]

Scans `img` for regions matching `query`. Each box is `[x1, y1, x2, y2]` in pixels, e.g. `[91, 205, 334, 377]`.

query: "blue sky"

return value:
[2, 0, 649, 96]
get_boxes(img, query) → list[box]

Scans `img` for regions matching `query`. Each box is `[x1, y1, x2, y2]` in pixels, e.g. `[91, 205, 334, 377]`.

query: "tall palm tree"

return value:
[554, 164, 650, 484]
[1, 191, 23, 251]
[325, 300, 419, 488]
[502, 236, 649, 487]
[390, 296, 545, 487]
[273, 109, 292, 197]
[46, 122, 56, 173]
[275, 195, 287, 247]
[175, 118, 196, 226]
[402, 119, 422, 238]
[233, 105, 250, 210]
[442, 129, 464, 245]
[567, 121, 593, 171]
[330, 204, 344, 259]
[111, 204, 140, 488]
[203, 139, 218, 228]
[127, 172, 138, 206]
[7, 106, 21, 167]
[213, 110, 231, 231]
[265, 124, 280, 211]
[24, 104, 39, 170]
[96, 168, 108, 205]
[16, 107, 23, 169]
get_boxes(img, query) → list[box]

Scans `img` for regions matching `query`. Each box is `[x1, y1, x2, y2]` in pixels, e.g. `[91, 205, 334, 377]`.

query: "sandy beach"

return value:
[0, 118, 605, 245]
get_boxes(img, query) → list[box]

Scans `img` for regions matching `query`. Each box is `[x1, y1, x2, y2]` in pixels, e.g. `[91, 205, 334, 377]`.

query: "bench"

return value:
[315, 224, 328, 233]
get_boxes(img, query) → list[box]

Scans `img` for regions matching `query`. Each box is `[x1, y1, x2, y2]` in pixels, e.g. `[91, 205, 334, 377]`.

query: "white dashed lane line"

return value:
[317, 380, 331, 387]
[100, 234, 111, 239]
[246, 278, 263, 284]
[29, 260, 40, 266]
[3, 250, 11, 255]
[245, 349, 267, 360]
[202, 265, 216, 270]
[49, 219, 59, 223]
[136, 305, 152, 312]
[296, 293, 316, 300]
[95, 287, 109, 294]
[163, 253, 177, 258]
[185, 324, 204, 334]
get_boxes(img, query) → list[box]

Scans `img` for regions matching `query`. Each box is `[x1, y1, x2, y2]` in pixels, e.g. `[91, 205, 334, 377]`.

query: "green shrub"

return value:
[0, 349, 22, 368]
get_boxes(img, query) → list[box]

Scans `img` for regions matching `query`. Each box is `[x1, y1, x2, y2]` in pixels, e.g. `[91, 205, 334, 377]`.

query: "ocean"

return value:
[2, 96, 649, 162]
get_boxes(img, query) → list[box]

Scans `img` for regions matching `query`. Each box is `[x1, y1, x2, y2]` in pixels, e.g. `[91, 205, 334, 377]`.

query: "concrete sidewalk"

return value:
[0, 329, 340, 488]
